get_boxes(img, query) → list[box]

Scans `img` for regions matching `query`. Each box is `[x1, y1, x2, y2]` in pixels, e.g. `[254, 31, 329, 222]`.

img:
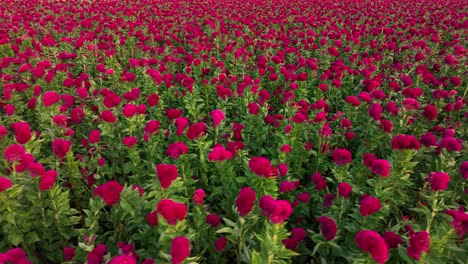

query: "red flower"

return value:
[175, 117, 189, 136]
[52, 138, 72, 158]
[279, 181, 297, 193]
[192, 188, 205, 205]
[186, 122, 207, 140]
[277, 163, 288, 177]
[210, 109, 225, 127]
[156, 164, 178, 189]
[208, 144, 233, 162]
[71, 108, 85, 123]
[12, 122, 32, 144]
[122, 104, 138, 118]
[460, 161, 468, 179]
[94, 181, 124, 206]
[383, 231, 403, 249]
[87, 244, 107, 264]
[345, 96, 360, 106]
[0, 125, 8, 140]
[157, 199, 187, 225]
[385, 101, 399, 116]
[0, 177, 12, 192]
[14, 153, 34, 173]
[147, 94, 159, 106]
[427, 171, 450, 191]
[236, 187, 256, 217]
[40, 170, 58, 191]
[166, 108, 183, 120]
[144, 120, 160, 135]
[248, 102, 259, 115]
[292, 112, 307, 123]
[370, 159, 391, 177]
[313, 111, 326, 123]
[259, 195, 293, 224]
[206, 214, 221, 227]
[402, 98, 420, 110]
[5, 248, 30, 264]
[363, 153, 377, 167]
[121, 72, 136, 82]
[407, 231, 430, 260]
[89, 130, 101, 144]
[391, 134, 420, 150]
[27, 162, 45, 177]
[146, 211, 158, 226]
[355, 230, 389, 264]
[280, 144, 292, 153]
[318, 216, 337, 240]
[445, 209, 468, 238]
[100, 110, 116, 123]
[338, 182, 352, 198]
[249, 157, 278, 178]
[323, 193, 335, 207]
[103, 92, 121, 108]
[360, 196, 382, 216]
[297, 192, 310, 203]
[122, 136, 138, 148]
[53, 115, 68, 128]
[171, 237, 190, 264]
[291, 228, 306, 241]
[331, 148, 352, 166]
[63, 247, 75, 261]
[43, 91, 60, 106]
[368, 103, 383, 121]
[422, 105, 438, 121]
[282, 238, 300, 251]
[109, 255, 136, 264]
[311, 172, 327, 190]
[379, 119, 393, 133]
[215, 236, 227, 252]
[3, 144, 26, 163]
[4, 104, 14, 116]
[166, 142, 189, 159]
[449, 76, 462, 87]
[438, 137, 462, 152]
[420, 132, 437, 147]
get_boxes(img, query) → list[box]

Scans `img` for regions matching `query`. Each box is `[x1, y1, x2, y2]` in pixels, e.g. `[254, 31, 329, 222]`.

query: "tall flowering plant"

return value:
[0, 0, 466, 263]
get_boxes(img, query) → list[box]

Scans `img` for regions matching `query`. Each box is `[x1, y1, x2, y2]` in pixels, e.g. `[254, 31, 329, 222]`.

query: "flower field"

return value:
[0, 0, 467, 263]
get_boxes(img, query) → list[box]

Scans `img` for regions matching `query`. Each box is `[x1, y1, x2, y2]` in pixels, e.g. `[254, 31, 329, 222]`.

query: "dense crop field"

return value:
[0, 0, 467, 263]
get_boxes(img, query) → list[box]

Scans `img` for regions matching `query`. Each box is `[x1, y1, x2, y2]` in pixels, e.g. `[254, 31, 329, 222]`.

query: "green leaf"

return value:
[251, 250, 265, 264]
[398, 246, 414, 263]
[8, 231, 23, 246]
[216, 227, 234, 234]
[25, 232, 40, 244]
[222, 218, 237, 227]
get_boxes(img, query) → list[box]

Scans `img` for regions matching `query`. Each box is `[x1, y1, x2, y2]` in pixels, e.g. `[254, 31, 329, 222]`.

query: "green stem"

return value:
[338, 198, 345, 223]
[12, 161, 17, 181]
[267, 224, 280, 264]
[426, 191, 439, 233]
[236, 219, 245, 264]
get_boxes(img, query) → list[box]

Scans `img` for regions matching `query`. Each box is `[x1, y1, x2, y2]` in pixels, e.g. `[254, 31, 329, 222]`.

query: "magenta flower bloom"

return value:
[318, 216, 337, 240]
[171, 237, 190, 264]
[427, 172, 450, 191]
[355, 230, 389, 264]
[370, 159, 391, 177]
[360, 196, 382, 216]
[338, 182, 352, 198]
[407, 231, 430, 260]
[236, 187, 256, 217]
[331, 148, 352, 166]
[209, 109, 225, 127]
